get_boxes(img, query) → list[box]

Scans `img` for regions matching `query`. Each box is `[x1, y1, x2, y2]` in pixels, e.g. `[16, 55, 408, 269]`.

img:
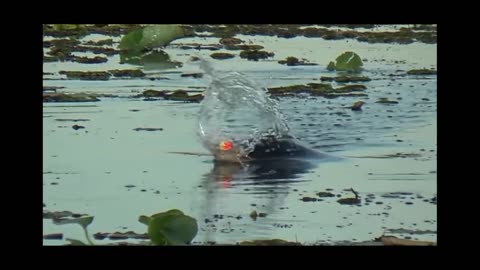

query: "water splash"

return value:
[196, 59, 292, 160]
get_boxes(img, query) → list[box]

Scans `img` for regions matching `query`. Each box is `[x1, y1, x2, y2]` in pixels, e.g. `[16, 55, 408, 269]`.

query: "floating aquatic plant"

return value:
[327, 51, 363, 72]
[119, 25, 189, 52]
[139, 209, 198, 245]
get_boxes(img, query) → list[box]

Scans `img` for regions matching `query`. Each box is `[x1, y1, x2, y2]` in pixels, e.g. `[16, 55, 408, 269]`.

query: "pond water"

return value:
[43, 27, 436, 245]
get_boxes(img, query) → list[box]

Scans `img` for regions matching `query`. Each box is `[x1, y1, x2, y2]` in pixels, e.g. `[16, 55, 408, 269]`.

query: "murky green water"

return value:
[43, 28, 436, 245]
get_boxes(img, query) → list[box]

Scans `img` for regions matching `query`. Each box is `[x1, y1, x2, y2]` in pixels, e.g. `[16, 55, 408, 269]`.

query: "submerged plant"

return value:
[53, 215, 95, 245]
[49, 208, 197, 246]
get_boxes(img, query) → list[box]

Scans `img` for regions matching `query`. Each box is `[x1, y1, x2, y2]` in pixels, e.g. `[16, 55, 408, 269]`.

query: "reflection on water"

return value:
[207, 158, 318, 184]
[119, 50, 182, 70]
[198, 155, 330, 243]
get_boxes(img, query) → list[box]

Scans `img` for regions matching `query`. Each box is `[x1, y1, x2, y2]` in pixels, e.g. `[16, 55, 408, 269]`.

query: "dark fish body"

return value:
[212, 136, 335, 165]
[247, 137, 325, 161]
[212, 137, 336, 179]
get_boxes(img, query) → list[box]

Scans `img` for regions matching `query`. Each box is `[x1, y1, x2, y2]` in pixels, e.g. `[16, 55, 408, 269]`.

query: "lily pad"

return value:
[138, 215, 151, 226]
[327, 61, 336, 71]
[119, 25, 187, 51]
[330, 51, 363, 72]
[140, 209, 198, 245]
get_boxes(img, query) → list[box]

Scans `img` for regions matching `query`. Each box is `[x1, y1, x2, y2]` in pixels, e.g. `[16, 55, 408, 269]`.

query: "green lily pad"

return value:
[138, 215, 151, 226]
[332, 51, 363, 72]
[119, 25, 187, 51]
[327, 61, 336, 71]
[141, 209, 198, 245]
[78, 216, 94, 229]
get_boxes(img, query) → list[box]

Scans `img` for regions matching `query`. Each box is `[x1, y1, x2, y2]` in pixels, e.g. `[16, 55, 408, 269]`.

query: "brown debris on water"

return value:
[164, 90, 204, 102]
[72, 125, 85, 130]
[94, 231, 149, 241]
[376, 98, 399, 104]
[210, 52, 235, 60]
[43, 93, 100, 103]
[188, 24, 436, 44]
[267, 83, 368, 98]
[350, 101, 365, 111]
[321, 76, 371, 83]
[140, 89, 168, 98]
[84, 39, 113, 46]
[133, 128, 163, 131]
[219, 37, 243, 46]
[108, 69, 145, 77]
[407, 69, 437, 75]
[316, 191, 336, 198]
[239, 50, 274, 61]
[181, 73, 203, 78]
[301, 196, 319, 202]
[72, 56, 108, 64]
[59, 71, 111, 80]
[278, 56, 318, 66]
[73, 45, 119, 56]
[43, 233, 63, 240]
[337, 188, 361, 205]
[375, 235, 435, 246]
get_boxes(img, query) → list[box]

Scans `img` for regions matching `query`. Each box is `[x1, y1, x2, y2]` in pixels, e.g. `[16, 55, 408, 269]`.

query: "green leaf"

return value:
[151, 209, 184, 218]
[327, 61, 336, 71]
[78, 216, 94, 230]
[142, 25, 186, 48]
[146, 209, 198, 245]
[334, 51, 363, 72]
[119, 25, 186, 51]
[53, 216, 95, 245]
[119, 28, 144, 51]
[138, 215, 151, 226]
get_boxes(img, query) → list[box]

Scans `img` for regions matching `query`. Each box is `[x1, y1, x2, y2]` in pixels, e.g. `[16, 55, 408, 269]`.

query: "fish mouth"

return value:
[211, 137, 328, 164]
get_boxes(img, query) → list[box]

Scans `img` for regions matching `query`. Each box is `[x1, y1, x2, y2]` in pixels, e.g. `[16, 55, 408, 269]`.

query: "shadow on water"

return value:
[202, 138, 341, 189]
[198, 144, 341, 242]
